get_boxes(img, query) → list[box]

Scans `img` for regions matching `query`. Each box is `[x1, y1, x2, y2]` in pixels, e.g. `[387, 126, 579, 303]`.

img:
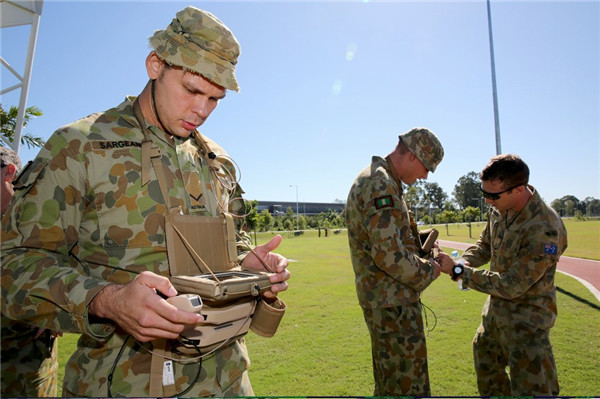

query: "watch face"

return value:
[453, 266, 462, 274]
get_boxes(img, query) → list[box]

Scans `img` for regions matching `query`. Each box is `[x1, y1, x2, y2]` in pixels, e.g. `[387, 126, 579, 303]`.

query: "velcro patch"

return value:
[544, 243, 558, 255]
[374, 195, 394, 210]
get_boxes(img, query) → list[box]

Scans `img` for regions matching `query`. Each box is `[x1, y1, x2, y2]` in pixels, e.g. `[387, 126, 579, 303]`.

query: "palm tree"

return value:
[1, 104, 45, 149]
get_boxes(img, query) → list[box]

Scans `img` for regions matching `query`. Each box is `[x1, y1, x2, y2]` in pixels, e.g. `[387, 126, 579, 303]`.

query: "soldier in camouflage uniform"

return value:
[2, 147, 59, 397]
[1, 7, 290, 397]
[438, 154, 567, 396]
[345, 128, 445, 396]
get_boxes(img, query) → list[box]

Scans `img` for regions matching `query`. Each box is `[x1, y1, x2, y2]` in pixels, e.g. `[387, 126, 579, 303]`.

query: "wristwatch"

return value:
[451, 263, 464, 281]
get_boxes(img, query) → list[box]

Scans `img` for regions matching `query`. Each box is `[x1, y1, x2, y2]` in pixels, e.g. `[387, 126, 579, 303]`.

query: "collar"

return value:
[496, 185, 539, 225]
[384, 155, 404, 194]
[125, 96, 193, 148]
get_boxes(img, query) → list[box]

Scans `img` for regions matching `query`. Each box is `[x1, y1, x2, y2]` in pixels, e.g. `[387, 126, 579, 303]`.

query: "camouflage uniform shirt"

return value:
[345, 156, 437, 308]
[1, 97, 252, 396]
[461, 186, 568, 330]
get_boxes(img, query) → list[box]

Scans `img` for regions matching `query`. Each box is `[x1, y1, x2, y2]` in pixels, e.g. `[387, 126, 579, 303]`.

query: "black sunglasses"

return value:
[479, 183, 522, 200]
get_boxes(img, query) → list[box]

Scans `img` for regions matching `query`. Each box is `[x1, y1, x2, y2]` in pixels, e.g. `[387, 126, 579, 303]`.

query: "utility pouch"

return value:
[250, 297, 287, 338]
[418, 228, 439, 258]
[409, 210, 439, 258]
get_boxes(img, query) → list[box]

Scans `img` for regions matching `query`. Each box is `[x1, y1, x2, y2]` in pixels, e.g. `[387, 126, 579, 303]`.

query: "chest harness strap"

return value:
[133, 99, 186, 396]
[133, 98, 181, 215]
[132, 98, 248, 397]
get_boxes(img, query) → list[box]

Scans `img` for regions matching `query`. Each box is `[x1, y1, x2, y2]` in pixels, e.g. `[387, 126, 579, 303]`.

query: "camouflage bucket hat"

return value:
[399, 127, 444, 172]
[149, 6, 241, 92]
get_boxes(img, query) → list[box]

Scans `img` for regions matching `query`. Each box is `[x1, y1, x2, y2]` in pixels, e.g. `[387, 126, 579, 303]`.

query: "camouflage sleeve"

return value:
[462, 217, 492, 268]
[462, 225, 561, 299]
[363, 184, 436, 292]
[1, 135, 113, 339]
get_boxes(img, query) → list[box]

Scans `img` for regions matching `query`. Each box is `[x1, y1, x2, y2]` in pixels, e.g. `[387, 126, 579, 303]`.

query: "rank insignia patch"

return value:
[374, 195, 394, 210]
[544, 244, 558, 255]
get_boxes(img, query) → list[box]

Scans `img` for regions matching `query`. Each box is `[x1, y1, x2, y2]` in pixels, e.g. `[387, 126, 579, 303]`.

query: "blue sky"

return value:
[2, 0, 599, 206]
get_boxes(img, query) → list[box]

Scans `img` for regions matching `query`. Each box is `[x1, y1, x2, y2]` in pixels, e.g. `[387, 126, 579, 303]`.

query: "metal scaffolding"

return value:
[1, 0, 43, 153]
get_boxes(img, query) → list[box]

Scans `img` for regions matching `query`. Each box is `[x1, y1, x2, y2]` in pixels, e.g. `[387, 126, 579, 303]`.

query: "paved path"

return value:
[438, 240, 600, 302]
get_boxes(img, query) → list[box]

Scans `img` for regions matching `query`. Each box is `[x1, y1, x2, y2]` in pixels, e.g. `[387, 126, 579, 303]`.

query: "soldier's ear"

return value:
[515, 184, 527, 195]
[146, 52, 165, 80]
[407, 152, 418, 164]
[2, 164, 17, 183]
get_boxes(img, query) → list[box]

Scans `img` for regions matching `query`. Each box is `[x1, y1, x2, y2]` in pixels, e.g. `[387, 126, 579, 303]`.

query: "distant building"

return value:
[256, 200, 345, 216]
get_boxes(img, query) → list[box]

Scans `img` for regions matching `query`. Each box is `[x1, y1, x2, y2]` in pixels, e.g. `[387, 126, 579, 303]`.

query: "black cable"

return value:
[420, 300, 438, 334]
[172, 343, 203, 397]
[107, 335, 132, 397]
[107, 335, 203, 397]
[151, 79, 169, 134]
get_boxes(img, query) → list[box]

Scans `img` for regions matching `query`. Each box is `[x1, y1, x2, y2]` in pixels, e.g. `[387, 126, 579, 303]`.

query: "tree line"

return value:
[551, 195, 600, 219]
[244, 201, 346, 233]
[244, 172, 599, 233]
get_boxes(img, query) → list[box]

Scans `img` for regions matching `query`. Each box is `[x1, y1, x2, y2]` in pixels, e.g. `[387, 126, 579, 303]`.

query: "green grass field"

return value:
[55, 224, 600, 396]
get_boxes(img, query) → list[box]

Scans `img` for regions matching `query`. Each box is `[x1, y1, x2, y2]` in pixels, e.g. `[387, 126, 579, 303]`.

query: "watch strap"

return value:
[451, 263, 464, 281]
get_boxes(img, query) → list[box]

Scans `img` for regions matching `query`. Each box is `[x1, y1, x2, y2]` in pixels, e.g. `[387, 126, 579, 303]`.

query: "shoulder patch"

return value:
[544, 243, 558, 255]
[374, 195, 394, 210]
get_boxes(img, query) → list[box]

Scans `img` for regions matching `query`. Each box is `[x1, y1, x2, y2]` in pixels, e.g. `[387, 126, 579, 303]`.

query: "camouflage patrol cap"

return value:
[399, 128, 444, 172]
[149, 6, 241, 92]
[0, 146, 22, 171]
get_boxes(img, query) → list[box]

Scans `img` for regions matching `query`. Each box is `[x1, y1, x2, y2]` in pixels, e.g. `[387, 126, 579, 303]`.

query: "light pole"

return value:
[289, 184, 299, 231]
[487, 0, 502, 155]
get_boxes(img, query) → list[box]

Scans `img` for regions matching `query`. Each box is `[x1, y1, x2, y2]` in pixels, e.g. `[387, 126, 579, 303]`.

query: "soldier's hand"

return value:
[88, 271, 203, 342]
[242, 234, 290, 299]
[435, 252, 454, 275]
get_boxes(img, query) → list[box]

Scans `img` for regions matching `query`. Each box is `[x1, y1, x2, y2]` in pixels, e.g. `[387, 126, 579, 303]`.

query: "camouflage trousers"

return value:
[0, 325, 58, 398]
[473, 320, 559, 396]
[362, 302, 430, 396]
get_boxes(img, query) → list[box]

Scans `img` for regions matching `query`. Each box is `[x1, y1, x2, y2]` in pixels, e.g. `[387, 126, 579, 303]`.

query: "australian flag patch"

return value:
[544, 243, 558, 255]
